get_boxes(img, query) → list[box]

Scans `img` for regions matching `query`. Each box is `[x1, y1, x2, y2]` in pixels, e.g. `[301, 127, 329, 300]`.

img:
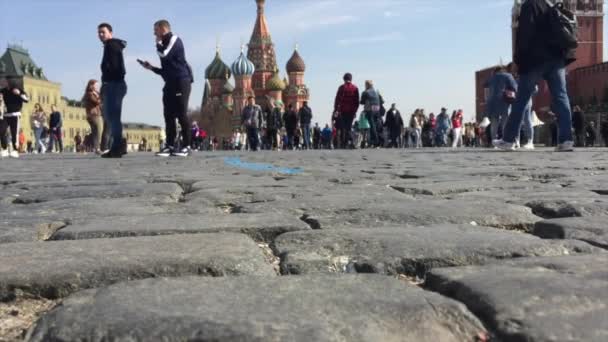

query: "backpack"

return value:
[544, 0, 578, 51]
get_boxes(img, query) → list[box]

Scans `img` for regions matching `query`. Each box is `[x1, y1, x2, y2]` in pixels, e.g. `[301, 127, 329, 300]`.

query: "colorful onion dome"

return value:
[232, 47, 255, 77]
[266, 69, 286, 91]
[205, 50, 231, 80]
[286, 48, 306, 73]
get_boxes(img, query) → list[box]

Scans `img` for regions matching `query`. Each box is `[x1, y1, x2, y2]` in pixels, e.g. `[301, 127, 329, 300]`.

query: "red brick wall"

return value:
[475, 67, 496, 121]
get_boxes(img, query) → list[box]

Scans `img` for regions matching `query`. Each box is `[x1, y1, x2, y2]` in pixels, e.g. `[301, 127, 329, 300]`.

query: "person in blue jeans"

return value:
[97, 22, 128, 158]
[495, 0, 575, 152]
[484, 65, 518, 141]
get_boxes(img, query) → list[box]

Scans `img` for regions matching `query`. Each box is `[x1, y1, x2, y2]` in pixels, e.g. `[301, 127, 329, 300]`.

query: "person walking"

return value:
[385, 104, 403, 148]
[31, 103, 47, 154]
[312, 123, 321, 150]
[484, 65, 518, 141]
[97, 22, 127, 158]
[409, 110, 422, 148]
[74, 132, 83, 153]
[298, 101, 313, 150]
[0, 78, 29, 158]
[266, 100, 283, 150]
[241, 96, 263, 151]
[422, 113, 436, 147]
[333, 73, 360, 149]
[283, 104, 299, 150]
[451, 110, 464, 148]
[82, 80, 103, 154]
[495, 0, 576, 151]
[435, 108, 451, 147]
[357, 110, 371, 148]
[585, 121, 596, 147]
[139, 20, 193, 157]
[360, 80, 381, 148]
[572, 106, 585, 147]
[48, 105, 63, 153]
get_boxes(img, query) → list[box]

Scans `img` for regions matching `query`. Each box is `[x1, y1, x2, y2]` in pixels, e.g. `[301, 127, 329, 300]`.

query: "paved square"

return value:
[1, 149, 607, 341]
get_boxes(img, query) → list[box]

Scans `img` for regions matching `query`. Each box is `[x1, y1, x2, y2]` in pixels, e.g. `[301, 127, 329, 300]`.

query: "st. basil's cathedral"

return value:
[193, 0, 310, 139]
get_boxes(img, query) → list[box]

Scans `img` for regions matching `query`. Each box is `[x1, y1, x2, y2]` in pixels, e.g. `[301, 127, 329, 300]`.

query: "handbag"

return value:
[503, 88, 517, 104]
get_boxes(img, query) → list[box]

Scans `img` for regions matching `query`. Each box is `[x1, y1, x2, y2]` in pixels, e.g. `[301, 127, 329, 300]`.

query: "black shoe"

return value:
[101, 150, 123, 158]
[156, 146, 173, 157]
[171, 146, 192, 157]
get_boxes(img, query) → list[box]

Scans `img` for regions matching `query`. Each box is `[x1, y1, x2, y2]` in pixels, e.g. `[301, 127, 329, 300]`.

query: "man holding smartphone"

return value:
[98, 22, 128, 158]
[139, 20, 194, 157]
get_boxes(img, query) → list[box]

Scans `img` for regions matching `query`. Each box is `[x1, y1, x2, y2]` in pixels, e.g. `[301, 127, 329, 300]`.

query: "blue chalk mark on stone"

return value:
[223, 157, 302, 175]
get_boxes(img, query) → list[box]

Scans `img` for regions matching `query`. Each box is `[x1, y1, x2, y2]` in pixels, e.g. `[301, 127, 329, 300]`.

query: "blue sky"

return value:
[1, 0, 605, 125]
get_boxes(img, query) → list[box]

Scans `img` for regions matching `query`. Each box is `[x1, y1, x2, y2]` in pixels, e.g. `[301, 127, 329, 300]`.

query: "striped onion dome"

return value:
[205, 51, 231, 80]
[231, 49, 255, 77]
[266, 69, 286, 91]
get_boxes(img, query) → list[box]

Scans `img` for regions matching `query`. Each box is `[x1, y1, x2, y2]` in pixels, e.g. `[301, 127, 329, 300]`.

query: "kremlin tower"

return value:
[194, 0, 310, 140]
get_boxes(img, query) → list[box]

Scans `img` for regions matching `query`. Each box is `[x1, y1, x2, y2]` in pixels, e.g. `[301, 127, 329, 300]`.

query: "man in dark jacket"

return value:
[496, 0, 575, 152]
[385, 103, 404, 148]
[298, 101, 313, 149]
[48, 105, 63, 153]
[334, 73, 360, 149]
[283, 104, 299, 150]
[141, 20, 194, 157]
[0, 78, 28, 158]
[98, 22, 127, 158]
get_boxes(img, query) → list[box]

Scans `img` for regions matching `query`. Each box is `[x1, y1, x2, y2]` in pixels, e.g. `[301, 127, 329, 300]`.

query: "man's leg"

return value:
[522, 100, 534, 145]
[304, 125, 311, 149]
[366, 112, 377, 146]
[502, 70, 542, 143]
[544, 62, 573, 144]
[7, 117, 19, 150]
[162, 89, 177, 149]
[175, 81, 192, 148]
[58, 129, 63, 153]
[0, 119, 8, 150]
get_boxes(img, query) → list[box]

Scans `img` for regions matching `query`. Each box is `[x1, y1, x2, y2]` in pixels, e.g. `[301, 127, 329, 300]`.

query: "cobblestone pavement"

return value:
[1, 148, 607, 341]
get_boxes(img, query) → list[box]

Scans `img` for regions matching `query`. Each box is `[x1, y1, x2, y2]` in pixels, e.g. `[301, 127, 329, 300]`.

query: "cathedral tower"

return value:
[248, 0, 278, 107]
[232, 48, 256, 128]
[285, 46, 310, 111]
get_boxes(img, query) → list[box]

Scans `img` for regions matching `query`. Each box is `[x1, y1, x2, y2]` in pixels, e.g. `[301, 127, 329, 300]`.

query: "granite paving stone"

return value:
[0, 233, 274, 301]
[534, 216, 608, 249]
[274, 224, 598, 276]
[426, 254, 608, 342]
[26, 275, 488, 342]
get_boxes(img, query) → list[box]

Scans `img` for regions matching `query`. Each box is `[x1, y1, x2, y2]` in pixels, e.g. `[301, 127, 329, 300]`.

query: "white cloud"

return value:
[337, 32, 403, 46]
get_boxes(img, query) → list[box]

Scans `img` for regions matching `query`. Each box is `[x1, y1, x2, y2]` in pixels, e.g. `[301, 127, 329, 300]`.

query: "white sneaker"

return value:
[521, 143, 535, 150]
[0, 149, 8, 158]
[492, 139, 516, 151]
[555, 141, 574, 152]
[9, 150, 19, 158]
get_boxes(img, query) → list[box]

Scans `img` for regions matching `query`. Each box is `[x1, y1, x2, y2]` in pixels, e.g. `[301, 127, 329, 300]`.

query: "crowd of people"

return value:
[1, 0, 607, 158]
